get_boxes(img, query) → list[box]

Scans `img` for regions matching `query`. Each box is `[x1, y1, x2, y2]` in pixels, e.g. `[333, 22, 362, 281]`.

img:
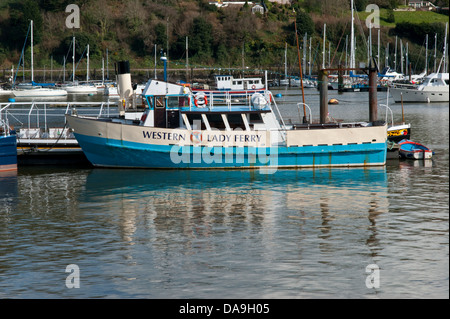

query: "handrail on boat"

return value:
[296, 103, 312, 125]
[379, 104, 394, 127]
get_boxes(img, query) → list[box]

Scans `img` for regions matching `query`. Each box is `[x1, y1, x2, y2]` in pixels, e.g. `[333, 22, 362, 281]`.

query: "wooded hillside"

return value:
[0, 0, 448, 81]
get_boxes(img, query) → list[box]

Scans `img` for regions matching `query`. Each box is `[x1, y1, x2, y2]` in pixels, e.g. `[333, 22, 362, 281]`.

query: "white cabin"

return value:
[215, 75, 264, 91]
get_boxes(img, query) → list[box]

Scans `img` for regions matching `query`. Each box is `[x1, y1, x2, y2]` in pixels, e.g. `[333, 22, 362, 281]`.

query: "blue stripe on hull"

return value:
[74, 133, 387, 169]
[0, 136, 18, 167]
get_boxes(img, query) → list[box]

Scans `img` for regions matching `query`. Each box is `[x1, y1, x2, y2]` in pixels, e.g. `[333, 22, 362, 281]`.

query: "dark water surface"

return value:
[0, 89, 448, 298]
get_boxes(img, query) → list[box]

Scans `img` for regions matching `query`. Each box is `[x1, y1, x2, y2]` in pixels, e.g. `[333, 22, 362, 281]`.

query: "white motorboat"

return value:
[390, 72, 449, 103]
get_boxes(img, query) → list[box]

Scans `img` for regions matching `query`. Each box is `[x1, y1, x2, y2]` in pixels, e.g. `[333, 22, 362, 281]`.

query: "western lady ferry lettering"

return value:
[143, 130, 186, 141]
[206, 134, 262, 143]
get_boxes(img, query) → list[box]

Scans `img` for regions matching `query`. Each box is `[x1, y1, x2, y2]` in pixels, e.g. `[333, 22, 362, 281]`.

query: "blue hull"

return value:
[0, 135, 18, 171]
[74, 133, 387, 169]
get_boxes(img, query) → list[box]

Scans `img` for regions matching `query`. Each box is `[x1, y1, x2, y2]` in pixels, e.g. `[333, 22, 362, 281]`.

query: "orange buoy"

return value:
[328, 98, 339, 105]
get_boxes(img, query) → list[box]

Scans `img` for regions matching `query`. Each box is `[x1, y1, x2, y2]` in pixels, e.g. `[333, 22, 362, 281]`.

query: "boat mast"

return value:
[303, 32, 307, 75]
[394, 36, 397, 72]
[377, 29, 380, 70]
[443, 22, 448, 73]
[425, 34, 428, 74]
[400, 40, 403, 75]
[322, 24, 326, 69]
[345, 35, 348, 75]
[86, 44, 90, 83]
[31, 20, 34, 82]
[350, 0, 355, 69]
[434, 33, 437, 73]
[186, 36, 189, 82]
[309, 37, 312, 76]
[72, 36, 75, 83]
[284, 42, 287, 80]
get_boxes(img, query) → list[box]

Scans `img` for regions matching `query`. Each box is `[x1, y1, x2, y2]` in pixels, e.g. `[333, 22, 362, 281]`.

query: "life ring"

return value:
[190, 131, 202, 145]
[194, 93, 208, 108]
[140, 113, 147, 123]
[252, 85, 256, 89]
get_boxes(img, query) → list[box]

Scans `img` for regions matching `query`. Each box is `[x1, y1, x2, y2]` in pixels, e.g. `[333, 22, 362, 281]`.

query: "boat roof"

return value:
[424, 72, 449, 80]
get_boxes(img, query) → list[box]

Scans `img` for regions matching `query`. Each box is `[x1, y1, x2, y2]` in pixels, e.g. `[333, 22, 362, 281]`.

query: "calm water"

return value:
[0, 88, 448, 299]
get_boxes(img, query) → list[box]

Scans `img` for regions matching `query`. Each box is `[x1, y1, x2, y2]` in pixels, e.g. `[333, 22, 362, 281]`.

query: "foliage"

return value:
[0, 0, 447, 72]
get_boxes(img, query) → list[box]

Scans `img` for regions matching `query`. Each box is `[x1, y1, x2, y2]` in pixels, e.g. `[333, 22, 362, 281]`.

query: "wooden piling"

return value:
[368, 66, 377, 123]
[319, 69, 328, 124]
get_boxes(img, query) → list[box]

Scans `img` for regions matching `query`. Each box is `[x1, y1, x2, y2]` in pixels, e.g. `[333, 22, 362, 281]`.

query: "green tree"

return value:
[386, 9, 395, 23]
[189, 17, 213, 62]
[295, 9, 314, 37]
[355, 0, 368, 11]
[9, 0, 44, 49]
[155, 23, 168, 51]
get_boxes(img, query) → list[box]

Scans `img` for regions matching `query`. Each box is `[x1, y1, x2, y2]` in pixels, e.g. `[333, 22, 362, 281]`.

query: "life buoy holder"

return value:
[194, 94, 208, 108]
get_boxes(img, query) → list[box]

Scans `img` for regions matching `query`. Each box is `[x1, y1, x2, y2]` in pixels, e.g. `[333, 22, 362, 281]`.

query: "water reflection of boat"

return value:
[0, 120, 17, 172]
[398, 139, 433, 160]
[84, 167, 388, 197]
[82, 167, 388, 249]
[0, 170, 18, 212]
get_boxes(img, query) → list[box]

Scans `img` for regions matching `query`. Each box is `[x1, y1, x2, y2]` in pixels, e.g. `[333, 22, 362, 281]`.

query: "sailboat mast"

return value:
[425, 34, 428, 74]
[434, 33, 437, 73]
[377, 29, 380, 69]
[72, 36, 75, 82]
[394, 36, 397, 71]
[322, 24, 326, 69]
[31, 20, 34, 82]
[350, 0, 355, 69]
[309, 37, 312, 76]
[284, 42, 287, 79]
[444, 22, 448, 73]
[86, 44, 90, 82]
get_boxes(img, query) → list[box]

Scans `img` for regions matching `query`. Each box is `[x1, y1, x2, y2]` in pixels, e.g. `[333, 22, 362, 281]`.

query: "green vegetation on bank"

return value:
[0, 0, 448, 81]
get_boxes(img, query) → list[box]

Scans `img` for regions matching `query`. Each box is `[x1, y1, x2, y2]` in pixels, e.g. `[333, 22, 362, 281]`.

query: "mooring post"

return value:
[368, 65, 377, 123]
[338, 64, 344, 92]
[319, 69, 328, 124]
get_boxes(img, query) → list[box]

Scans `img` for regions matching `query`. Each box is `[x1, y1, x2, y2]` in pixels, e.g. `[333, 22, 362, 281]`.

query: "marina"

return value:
[0, 0, 448, 301]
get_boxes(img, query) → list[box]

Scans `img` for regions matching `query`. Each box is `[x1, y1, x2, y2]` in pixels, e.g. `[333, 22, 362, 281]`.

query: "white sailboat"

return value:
[63, 39, 98, 94]
[279, 43, 289, 86]
[13, 21, 68, 98]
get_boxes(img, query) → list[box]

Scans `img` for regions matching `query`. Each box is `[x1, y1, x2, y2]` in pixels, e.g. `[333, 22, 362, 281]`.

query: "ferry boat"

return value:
[0, 120, 17, 172]
[64, 61, 387, 170]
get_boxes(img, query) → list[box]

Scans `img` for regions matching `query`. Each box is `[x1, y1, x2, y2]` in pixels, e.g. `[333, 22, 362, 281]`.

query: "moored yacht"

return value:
[390, 72, 449, 103]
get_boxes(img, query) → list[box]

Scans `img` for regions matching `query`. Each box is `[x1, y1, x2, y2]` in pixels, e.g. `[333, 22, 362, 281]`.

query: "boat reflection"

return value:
[0, 170, 18, 214]
[81, 168, 389, 255]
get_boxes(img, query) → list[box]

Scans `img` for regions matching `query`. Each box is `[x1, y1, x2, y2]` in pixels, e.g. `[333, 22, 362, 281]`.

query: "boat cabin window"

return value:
[154, 96, 165, 108]
[206, 113, 226, 130]
[249, 113, 263, 123]
[445, 79, 449, 85]
[226, 114, 245, 130]
[167, 96, 189, 108]
[186, 113, 206, 130]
